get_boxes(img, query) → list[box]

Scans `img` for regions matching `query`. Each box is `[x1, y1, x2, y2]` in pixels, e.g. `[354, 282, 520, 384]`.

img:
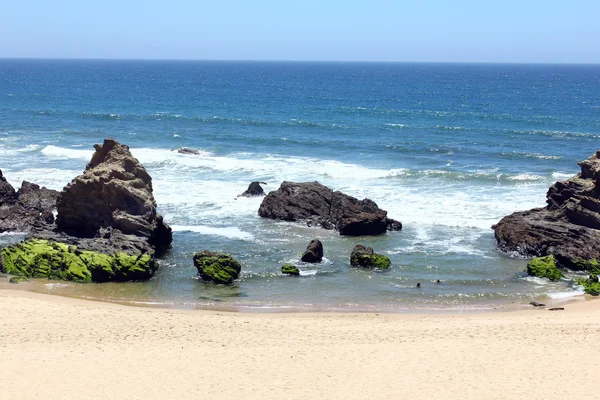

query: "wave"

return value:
[41, 145, 93, 160]
[170, 225, 254, 240]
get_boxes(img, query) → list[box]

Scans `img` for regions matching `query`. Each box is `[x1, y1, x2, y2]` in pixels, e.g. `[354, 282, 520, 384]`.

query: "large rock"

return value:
[54, 138, 172, 254]
[193, 251, 241, 284]
[0, 179, 59, 233]
[349, 244, 391, 270]
[238, 182, 266, 197]
[258, 181, 402, 236]
[300, 239, 323, 263]
[493, 151, 600, 270]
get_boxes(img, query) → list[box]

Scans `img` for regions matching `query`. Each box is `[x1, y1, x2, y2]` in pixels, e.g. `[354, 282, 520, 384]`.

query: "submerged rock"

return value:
[349, 244, 391, 270]
[177, 147, 201, 155]
[526, 255, 563, 281]
[281, 264, 300, 276]
[493, 151, 600, 270]
[258, 181, 401, 236]
[300, 239, 323, 263]
[0, 239, 156, 282]
[193, 251, 241, 284]
[238, 181, 266, 197]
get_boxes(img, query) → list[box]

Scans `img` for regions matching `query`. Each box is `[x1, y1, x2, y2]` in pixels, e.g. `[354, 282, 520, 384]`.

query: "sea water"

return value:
[0, 60, 598, 311]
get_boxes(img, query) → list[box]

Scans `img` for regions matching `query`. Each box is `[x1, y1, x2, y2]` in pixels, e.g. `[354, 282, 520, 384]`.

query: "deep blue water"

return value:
[1, 60, 599, 311]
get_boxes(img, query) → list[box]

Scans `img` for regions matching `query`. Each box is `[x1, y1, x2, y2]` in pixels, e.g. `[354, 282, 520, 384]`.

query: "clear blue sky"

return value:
[1, 0, 598, 63]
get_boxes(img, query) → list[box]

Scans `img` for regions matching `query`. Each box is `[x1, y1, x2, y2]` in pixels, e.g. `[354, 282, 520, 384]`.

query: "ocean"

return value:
[1, 59, 599, 311]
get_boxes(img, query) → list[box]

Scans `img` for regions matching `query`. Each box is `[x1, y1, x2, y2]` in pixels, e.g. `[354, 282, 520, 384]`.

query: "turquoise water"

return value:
[1, 60, 599, 311]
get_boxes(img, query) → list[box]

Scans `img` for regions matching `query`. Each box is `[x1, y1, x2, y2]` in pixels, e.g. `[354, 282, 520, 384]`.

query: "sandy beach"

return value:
[1, 290, 598, 400]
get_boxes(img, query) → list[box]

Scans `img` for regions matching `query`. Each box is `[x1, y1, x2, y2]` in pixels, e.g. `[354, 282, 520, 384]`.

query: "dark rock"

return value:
[0, 180, 59, 233]
[0, 176, 17, 204]
[300, 239, 323, 263]
[193, 251, 241, 284]
[281, 264, 300, 276]
[238, 181, 266, 197]
[177, 147, 201, 155]
[493, 151, 600, 270]
[258, 181, 402, 236]
[548, 308, 565, 311]
[529, 301, 546, 307]
[349, 244, 391, 270]
[53, 138, 172, 255]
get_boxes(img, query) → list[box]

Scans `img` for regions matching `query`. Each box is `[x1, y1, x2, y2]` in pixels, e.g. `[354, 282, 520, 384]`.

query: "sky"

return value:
[1, 0, 598, 63]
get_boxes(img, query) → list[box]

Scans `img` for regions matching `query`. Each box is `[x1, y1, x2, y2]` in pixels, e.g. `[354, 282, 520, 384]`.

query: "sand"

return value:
[1, 290, 599, 400]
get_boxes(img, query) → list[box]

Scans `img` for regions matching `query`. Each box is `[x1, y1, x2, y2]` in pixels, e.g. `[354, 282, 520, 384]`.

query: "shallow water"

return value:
[1, 60, 598, 311]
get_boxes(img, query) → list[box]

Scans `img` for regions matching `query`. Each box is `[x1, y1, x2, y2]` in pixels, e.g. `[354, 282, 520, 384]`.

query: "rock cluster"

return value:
[0, 179, 59, 233]
[350, 244, 391, 270]
[258, 181, 401, 236]
[494, 151, 600, 270]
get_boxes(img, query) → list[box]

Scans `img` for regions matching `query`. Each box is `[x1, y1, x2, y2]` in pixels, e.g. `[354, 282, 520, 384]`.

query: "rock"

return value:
[0, 180, 59, 233]
[300, 239, 323, 263]
[349, 244, 391, 270]
[578, 274, 600, 296]
[526, 256, 563, 281]
[0, 239, 157, 282]
[258, 181, 402, 236]
[493, 151, 600, 270]
[177, 147, 201, 155]
[238, 182, 266, 197]
[9, 275, 27, 284]
[281, 264, 300, 276]
[193, 251, 241, 284]
[53, 138, 172, 255]
[548, 308, 565, 311]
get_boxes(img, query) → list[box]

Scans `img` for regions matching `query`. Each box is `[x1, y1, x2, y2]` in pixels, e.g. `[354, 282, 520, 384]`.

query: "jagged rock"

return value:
[300, 239, 323, 263]
[177, 147, 201, 155]
[193, 251, 241, 284]
[0, 239, 156, 282]
[281, 264, 300, 276]
[52, 138, 172, 255]
[0, 180, 59, 233]
[258, 181, 402, 236]
[349, 244, 391, 270]
[526, 256, 563, 281]
[494, 151, 600, 270]
[238, 182, 266, 197]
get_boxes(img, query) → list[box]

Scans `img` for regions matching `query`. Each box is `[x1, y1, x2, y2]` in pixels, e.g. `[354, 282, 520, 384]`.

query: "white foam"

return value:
[547, 287, 585, 299]
[170, 225, 254, 240]
[508, 173, 544, 181]
[41, 145, 93, 160]
[552, 172, 574, 180]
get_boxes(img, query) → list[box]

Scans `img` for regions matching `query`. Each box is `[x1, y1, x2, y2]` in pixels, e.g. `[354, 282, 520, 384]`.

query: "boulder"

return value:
[238, 182, 266, 197]
[258, 181, 402, 236]
[193, 251, 241, 284]
[526, 256, 563, 281]
[349, 244, 391, 270]
[281, 264, 300, 276]
[0, 239, 156, 282]
[493, 151, 600, 270]
[300, 239, 323, 263]
[177, 147, 201, 155]
[0, 173, 17, 204]
[54, 138, 172, 254]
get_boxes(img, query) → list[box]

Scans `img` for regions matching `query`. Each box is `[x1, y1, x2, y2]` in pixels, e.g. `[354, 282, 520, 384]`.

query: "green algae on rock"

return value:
[8, 275, 28, 284]
[350, 244, 391, 270]
[526, 255, 563, 281]
[578, 275, 600, 296]
[0, 239, 156, 283]
[281, 264, 300, 276]
[193, 251, 241, 285]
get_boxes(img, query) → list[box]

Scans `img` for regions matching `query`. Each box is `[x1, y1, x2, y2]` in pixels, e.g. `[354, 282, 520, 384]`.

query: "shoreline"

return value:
[2, 288, 600, 400]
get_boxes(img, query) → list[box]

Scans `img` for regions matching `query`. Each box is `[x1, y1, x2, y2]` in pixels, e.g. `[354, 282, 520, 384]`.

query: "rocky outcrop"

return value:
[1, 239, 156, 282]
[258, 181, 402, 236]
[193, 251, 241, 284]
[349, 244, 391, 270]
[53, 138, 172, 255]
[493, 151, 600, 270]
[177, 147, 201, 155]
[0, 179, 59, 233]
[281, 264, 300, 276]
[238, 182, 266, 197]
[300, 239, 323, 263]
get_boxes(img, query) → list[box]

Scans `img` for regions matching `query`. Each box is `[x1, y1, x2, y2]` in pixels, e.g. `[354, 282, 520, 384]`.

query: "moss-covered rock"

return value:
[578, 275, 600, 296]
[281, 264, 300, 276]
[193, 251, 241, 284]
[350, 244, 391, 270]
[8, 275, 27, 284]
[0, 239, 156, 282]
[526, 255, 563, 281]
[571, 259, 600, 274]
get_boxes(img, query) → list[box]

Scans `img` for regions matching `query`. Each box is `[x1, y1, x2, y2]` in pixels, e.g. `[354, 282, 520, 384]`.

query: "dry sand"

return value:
[1, 290, 599, 400]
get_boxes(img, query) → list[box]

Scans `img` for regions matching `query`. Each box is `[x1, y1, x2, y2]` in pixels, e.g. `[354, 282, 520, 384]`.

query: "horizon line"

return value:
[0, 57, 599, 66]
